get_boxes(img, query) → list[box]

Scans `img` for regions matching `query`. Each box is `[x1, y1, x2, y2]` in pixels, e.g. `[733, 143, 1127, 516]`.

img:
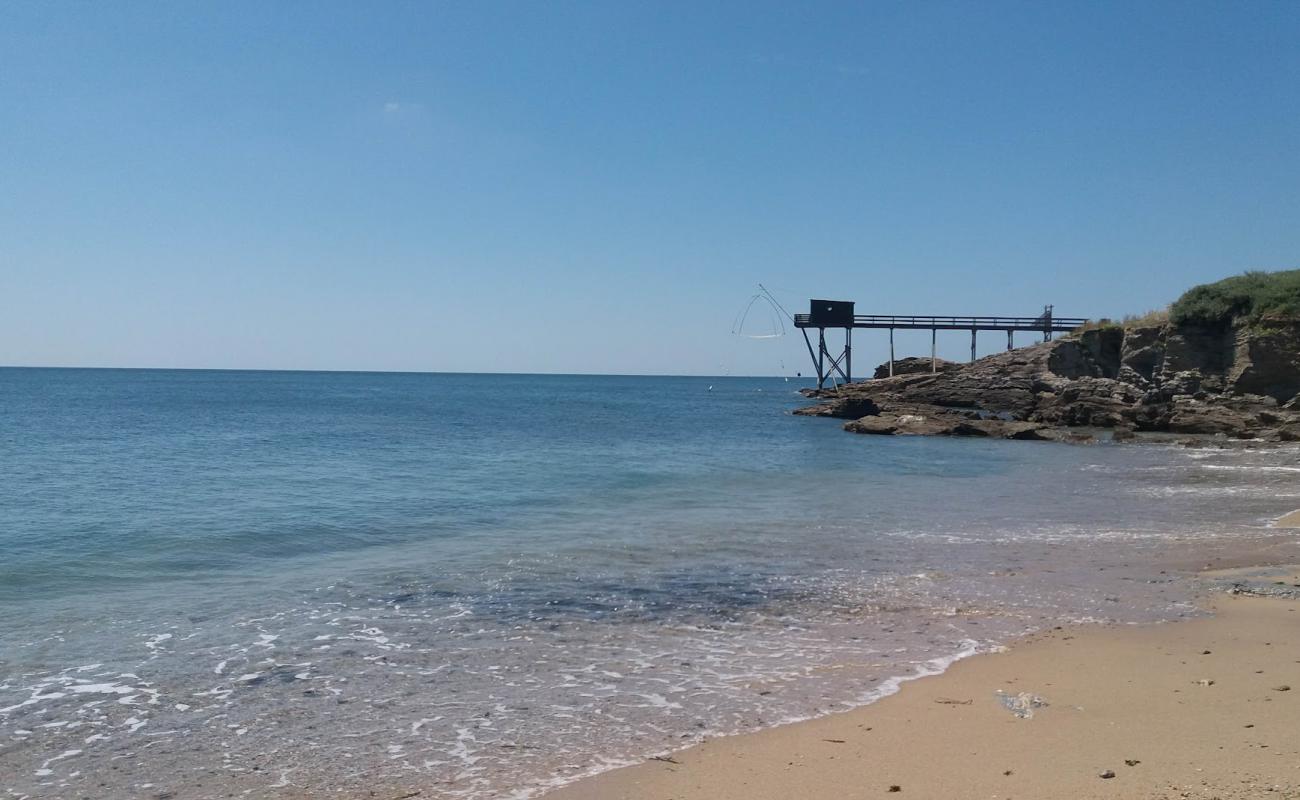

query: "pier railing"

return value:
[792, 313, 1090, 332]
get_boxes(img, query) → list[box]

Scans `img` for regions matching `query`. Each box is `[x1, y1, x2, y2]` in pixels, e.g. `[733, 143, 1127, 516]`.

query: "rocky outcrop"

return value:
[792, 395, 880, 419]
[1033, 377, 1145, 428]
[1049, 327, 1123, 379]
[1229, 323, 1300, 401]
[871, 356, 960, 379]
[1118, 323, 1163, 386]
[1161, 324, 1237, 387]
[844, 412, 953, 436]
[798, 320, 1300, 443]
[843, 411, 1056, 440]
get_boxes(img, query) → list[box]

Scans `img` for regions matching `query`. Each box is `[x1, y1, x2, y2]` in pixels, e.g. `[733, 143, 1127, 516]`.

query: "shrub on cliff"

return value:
[1170, 269, 1300, 327]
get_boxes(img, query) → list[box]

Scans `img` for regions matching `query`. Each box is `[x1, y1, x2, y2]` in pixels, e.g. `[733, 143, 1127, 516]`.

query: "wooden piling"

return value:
[888, 328, 895, 377]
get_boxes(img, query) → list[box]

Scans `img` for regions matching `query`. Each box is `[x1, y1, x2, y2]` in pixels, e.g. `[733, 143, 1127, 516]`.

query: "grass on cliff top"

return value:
[1072, 309, 1169, 333]
[1122, 308, 1170, 327]
[1170, 269, 1300, 327]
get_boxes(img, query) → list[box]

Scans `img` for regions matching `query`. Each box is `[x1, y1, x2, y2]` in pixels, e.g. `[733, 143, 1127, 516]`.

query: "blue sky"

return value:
[2, 1, 1297, 374]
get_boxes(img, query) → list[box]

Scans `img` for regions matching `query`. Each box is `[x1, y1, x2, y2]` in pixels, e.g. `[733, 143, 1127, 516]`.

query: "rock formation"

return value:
[795, 320, 1300, 443]
[871, 356, 960, 379]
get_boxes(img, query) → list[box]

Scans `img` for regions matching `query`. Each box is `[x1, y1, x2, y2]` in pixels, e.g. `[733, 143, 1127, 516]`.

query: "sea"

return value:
[1, 368, 1298, 799]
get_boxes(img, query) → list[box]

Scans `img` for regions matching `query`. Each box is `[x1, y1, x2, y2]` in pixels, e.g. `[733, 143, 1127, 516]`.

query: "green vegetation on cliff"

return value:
[1170, 269, 1300, 327]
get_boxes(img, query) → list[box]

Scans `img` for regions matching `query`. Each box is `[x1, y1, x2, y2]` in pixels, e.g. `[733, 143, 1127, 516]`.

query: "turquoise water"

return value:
[2, 368, 1297, 799]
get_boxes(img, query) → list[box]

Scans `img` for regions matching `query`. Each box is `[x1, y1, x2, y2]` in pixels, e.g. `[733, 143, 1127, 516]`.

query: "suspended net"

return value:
[730, 292, 787, 339]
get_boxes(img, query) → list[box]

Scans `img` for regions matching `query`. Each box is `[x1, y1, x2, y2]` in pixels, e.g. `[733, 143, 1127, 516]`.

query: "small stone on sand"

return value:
[1100, 770, 1116, 779]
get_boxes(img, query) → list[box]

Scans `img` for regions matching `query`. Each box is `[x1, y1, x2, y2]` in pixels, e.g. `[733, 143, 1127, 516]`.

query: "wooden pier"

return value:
[793, 300, 1089, 389]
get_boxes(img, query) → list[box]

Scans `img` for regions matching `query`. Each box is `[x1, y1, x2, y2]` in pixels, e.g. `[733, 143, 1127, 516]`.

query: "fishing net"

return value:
[730, 293, 787, 339]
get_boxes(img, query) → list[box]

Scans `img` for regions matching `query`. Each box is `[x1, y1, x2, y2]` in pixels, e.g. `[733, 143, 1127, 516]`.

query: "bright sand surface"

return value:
[1276, 510, 1300, 528]
[547, 571, 1300, 800]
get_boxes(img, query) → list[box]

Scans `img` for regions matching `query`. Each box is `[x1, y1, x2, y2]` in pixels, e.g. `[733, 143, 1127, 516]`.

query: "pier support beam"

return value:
[845, 328, 851, 384]
[1007, 330, 1014, 351]
[818, 328, 826, 385]
[888, 328, 895, 377]
[801, 326, 852, 389]
[931, 329, 937, 372]
[970, 329, 977, 363]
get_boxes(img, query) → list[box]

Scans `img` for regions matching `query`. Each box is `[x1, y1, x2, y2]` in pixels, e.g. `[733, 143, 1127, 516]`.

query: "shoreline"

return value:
[9, 419, 1300, 799]
[545, 566, 1300, 800]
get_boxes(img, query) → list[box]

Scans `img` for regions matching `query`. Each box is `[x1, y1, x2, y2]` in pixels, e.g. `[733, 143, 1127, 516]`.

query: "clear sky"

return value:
[2, 1, 1297, 375]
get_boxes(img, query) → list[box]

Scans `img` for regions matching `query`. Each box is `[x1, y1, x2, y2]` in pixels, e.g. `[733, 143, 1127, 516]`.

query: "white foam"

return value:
[1202, 464, 1300, 473]
[34, 749, 81, 777]
[630, 693, 681, 710]
[143, 634, 173, 652]
[0, 691, 67, 715]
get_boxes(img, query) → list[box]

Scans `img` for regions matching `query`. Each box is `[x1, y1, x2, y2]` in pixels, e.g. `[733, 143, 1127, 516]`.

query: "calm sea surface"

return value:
[2, 368, 1298, 799]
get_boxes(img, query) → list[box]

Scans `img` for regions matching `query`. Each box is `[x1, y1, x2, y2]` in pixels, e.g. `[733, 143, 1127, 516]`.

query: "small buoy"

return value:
[707, 385, 713, 391]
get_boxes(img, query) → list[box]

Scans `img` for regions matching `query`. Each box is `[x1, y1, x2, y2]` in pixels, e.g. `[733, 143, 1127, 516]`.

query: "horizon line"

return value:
[0, 364, 806, 380]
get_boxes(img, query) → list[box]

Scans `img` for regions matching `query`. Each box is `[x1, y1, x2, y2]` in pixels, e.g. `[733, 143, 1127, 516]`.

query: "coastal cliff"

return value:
[796, 271, 1300, 443]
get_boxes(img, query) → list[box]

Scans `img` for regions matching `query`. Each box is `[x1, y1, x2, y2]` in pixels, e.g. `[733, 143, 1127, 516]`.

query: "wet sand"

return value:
[547, 570, 1300, 800]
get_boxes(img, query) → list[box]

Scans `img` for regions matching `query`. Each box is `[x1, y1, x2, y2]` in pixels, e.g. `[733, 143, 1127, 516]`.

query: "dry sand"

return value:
[547, 570, 1300, 800]
[1275, 510, 1300, 529]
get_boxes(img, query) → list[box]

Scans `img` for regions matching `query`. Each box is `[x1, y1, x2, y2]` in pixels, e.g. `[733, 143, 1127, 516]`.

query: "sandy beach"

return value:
[548, 568, 1300, 800]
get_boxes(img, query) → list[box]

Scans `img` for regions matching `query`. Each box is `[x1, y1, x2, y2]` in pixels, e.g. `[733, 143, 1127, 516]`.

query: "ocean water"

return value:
[1, 368, 1298, 799]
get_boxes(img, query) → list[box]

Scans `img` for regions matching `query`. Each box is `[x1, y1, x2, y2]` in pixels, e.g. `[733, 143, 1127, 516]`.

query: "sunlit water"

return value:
[1, 368, 1297, 799]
